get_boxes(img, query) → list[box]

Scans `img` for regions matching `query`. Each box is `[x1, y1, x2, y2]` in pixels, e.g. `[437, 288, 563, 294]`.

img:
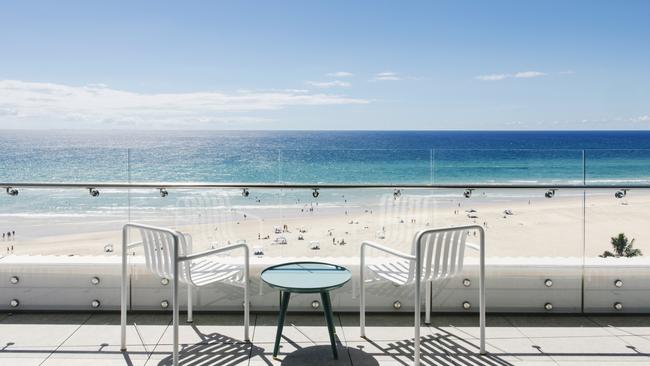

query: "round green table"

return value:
[261, 261, 351, 360]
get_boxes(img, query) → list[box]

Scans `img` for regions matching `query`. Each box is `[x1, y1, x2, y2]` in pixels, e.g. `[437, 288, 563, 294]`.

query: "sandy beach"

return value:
[2, 190, 649, 259]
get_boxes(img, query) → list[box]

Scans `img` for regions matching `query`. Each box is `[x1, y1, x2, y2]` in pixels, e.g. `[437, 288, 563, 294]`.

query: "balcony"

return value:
[1, 148, 649, 364]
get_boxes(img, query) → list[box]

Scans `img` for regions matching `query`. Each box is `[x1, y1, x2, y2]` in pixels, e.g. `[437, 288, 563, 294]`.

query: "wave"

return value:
[0, 213, 123, 219]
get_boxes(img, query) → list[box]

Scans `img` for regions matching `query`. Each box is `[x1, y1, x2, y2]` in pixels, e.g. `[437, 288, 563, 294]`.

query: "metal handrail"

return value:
[1, 182, 649, 189]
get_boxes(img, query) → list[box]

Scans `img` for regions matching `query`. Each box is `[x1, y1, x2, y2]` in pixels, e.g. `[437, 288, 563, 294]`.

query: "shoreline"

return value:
[2, 192, 648, 259]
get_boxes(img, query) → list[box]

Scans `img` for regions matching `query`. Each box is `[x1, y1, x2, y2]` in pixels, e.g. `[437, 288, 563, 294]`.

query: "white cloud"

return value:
[306, 80, 351, 88]
[476, 74, 508, 81]
[514, 71, 546, 78]
[372, 71, 402, 81]
[373, 72, 402, 81]
[0, 107, 18, 116]
[630, 115, 650, 122]
[0, 79, 369, 128]
[498, 115, 650, 129]
[476, 71, 546, 81]
[326, 71, 354, 77]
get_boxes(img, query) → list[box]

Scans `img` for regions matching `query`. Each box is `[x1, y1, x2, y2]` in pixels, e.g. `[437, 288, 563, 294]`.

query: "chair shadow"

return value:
[157, 324, 270, 366]
[361, 329, 513, 366]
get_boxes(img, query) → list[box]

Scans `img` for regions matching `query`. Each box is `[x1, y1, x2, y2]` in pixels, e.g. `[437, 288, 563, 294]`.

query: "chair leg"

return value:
[360, 252, 366, 338]
[120, 228, 128, 352]
[425, 280, 431, 324]
[172, 274, 179, 366]
[414, 277, 421, 366]
[244, 277, 250, 341]
[187, 285, 193, 323]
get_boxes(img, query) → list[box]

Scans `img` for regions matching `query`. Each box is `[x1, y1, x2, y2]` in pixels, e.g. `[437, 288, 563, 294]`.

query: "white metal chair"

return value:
[360, 225, 486, 366]
[120, 223, 250, 366]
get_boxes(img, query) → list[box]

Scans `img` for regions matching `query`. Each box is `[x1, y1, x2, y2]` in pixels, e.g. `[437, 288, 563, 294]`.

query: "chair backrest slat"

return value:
[431, 232, 445, 280]
[422, 232, 435, 281]
[135, 225, 191, 283]
[377, 193, 434, 249]
[408, 226, 475, 283]
[454, 230, 468, 276]
[441, 230, 452, 278]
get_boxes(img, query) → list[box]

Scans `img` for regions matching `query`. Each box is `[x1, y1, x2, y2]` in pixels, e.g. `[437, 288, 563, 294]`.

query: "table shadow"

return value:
[281, 345, 378, 366]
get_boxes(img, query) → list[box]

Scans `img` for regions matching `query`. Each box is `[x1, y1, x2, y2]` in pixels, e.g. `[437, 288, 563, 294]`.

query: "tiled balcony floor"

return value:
[1, 311, 650, 365]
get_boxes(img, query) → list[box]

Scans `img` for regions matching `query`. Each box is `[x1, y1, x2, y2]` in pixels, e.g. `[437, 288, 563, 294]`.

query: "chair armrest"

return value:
[179, 243, 249, 262]
[360, 241, 415, 261]
[466, 242, 480, 251]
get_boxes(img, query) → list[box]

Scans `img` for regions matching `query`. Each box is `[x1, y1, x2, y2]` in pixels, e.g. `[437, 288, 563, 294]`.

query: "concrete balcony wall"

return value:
[1, 255, 649, 313]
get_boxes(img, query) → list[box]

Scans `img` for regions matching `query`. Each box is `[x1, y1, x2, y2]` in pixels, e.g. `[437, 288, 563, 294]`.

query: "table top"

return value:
[261, 261, 351, 293]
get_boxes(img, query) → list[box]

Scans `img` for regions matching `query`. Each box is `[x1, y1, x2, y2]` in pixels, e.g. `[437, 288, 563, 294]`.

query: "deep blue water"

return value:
[1, 130, 650, 184]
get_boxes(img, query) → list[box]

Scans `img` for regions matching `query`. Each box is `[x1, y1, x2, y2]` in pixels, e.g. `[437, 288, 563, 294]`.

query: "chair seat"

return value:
[188, 259, 246, 287]
[367, 260, 412, 285]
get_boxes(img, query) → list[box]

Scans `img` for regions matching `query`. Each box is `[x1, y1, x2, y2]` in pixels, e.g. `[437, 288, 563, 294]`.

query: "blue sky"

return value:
[0, 0, 648, 130]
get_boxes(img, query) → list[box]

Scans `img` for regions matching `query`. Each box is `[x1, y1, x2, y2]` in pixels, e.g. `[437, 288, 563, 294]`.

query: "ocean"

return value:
[1, 130, 650, 185]
[1, 130, 649, 240]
